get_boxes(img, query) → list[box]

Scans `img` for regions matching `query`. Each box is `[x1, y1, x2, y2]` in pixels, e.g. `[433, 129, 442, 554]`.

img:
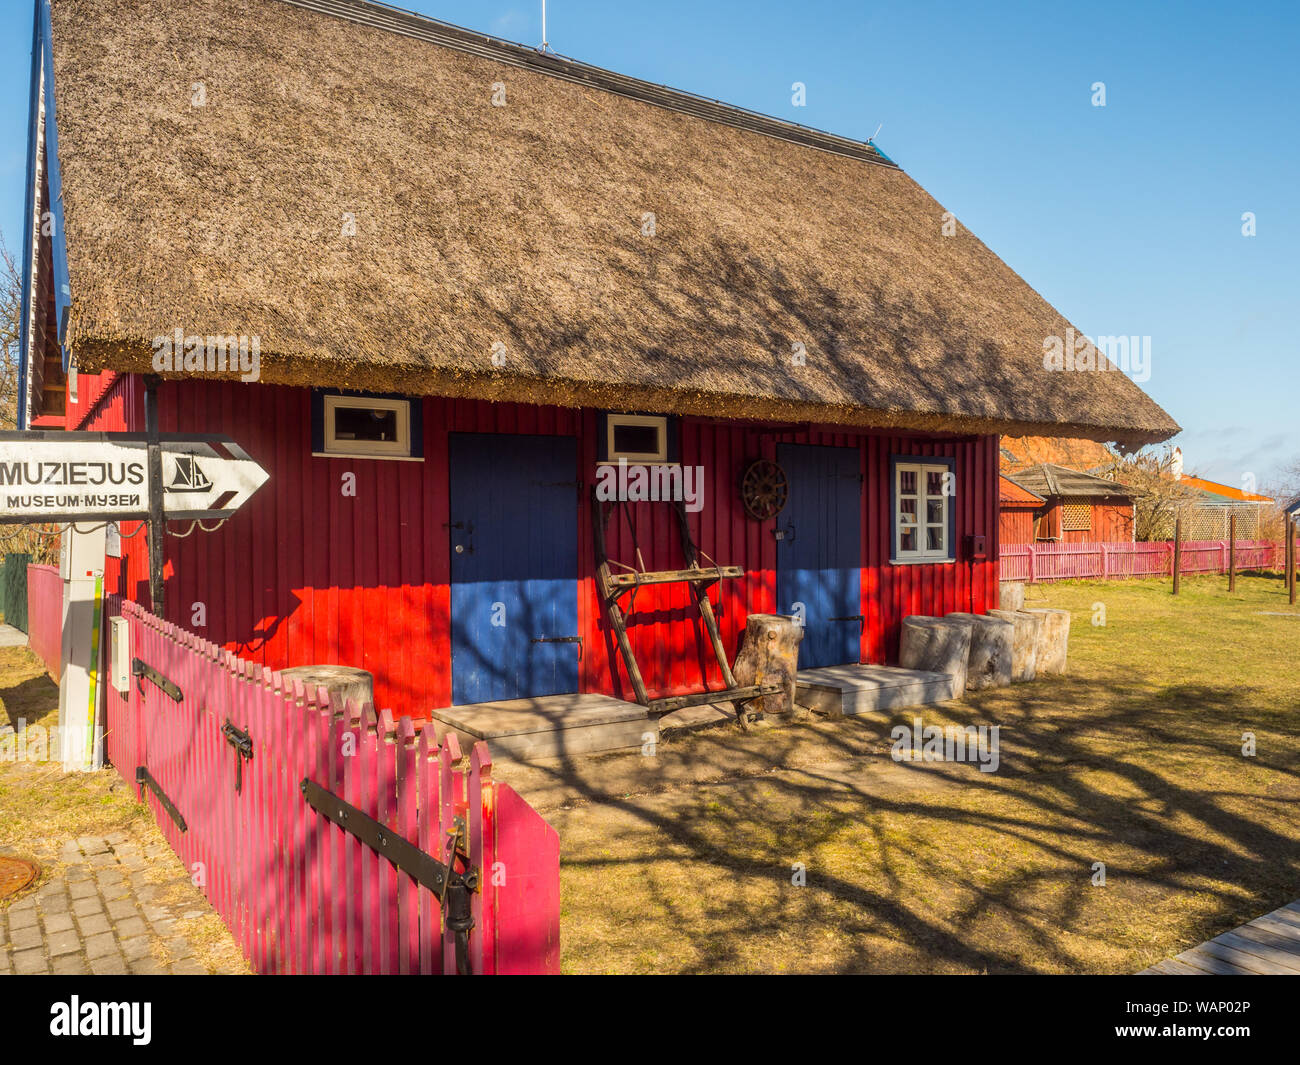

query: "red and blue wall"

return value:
[74, 373, 999, 719]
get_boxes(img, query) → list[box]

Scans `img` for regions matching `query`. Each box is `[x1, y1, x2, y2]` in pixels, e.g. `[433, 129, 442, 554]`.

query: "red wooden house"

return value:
[18, 0, 1178, 733]
[998, 476, 1046, 546]
[1001, 464, 1137, 544]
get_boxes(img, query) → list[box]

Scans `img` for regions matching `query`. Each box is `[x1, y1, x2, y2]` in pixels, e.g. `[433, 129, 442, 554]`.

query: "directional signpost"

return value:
[0, 429, 268, 772]
[0, 431, 269, 523]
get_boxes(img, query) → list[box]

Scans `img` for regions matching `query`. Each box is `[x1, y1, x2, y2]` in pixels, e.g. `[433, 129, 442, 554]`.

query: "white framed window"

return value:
[604, 413, 669, 464]
[321, 395, 412, 458]
[893, 459, 954, 563]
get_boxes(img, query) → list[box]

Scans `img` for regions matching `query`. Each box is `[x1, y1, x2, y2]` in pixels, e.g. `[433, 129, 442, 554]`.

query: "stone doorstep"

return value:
[796, 664, 957, 717]
[429, 693, 653, 762]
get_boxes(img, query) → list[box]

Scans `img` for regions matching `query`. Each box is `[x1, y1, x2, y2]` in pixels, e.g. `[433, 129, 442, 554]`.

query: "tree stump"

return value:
[280, 665, 375, 712]
[1024, 609, 1070, 675]
[899, 616, 973, 696]
[946, 612, 1013, 690]
[731, 613, 803, 720]
[999, 581, 1026, 612]
[988, 609, 1042, 682]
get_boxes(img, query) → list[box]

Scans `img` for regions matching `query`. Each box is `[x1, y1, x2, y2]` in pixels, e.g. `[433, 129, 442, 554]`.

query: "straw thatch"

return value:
[47, 0, 1179, 445]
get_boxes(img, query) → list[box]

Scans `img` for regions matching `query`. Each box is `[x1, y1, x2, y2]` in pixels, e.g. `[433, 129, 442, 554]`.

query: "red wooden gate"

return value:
[103, 597, 560, 974]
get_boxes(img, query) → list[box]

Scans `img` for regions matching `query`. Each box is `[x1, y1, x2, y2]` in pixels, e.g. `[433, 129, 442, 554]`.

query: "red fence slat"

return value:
[95, 600, 561, 975]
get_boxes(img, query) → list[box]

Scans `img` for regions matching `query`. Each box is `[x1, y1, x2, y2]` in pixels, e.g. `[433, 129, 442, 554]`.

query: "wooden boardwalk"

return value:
[1140, 901, 1300, 975]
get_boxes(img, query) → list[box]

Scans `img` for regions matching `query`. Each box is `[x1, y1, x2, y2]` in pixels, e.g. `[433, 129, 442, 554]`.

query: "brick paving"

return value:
[0, 833, 245, 976]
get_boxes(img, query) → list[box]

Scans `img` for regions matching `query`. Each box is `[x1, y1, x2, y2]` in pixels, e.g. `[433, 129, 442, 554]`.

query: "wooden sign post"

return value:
[1172, 516, 1182, 595]
[1288, 516, 1296, 606]
[1228, 512, 1236, 593]
[144, 376, 166, 616]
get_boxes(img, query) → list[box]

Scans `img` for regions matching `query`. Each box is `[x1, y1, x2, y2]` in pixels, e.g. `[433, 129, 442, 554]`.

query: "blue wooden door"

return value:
[448, 434, 580, 704]
[775, 444, 862, 669]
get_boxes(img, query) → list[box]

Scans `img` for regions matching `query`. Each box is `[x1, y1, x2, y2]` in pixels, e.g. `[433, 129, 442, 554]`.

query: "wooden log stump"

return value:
[731, 613, 803, 718]
[999, 581, 1026, 612]
[988, 608, 1042, 682]
[899, 616, 973, 696]
[1024, 609, 1070, 675]
[946, 612, 1013, 690]
[280, 665, 375, 710]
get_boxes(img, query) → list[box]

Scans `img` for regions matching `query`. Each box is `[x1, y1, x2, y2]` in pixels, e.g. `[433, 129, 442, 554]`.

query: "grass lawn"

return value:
[497, 573, 1300, 974]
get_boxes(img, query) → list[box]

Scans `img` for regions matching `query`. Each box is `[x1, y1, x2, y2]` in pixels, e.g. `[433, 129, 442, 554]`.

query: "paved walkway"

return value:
[0, 624, 28, 648]
[0, 832, 245, 976]
[1140, 901, 1300, 975]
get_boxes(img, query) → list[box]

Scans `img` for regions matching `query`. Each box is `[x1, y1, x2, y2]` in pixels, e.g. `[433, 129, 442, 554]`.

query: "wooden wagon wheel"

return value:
[740, 459, 789, 520]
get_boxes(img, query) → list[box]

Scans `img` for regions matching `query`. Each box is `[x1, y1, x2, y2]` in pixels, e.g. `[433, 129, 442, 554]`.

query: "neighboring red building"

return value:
[18, 0, 1178, 722]
[1002, 464, 1137, 544]
[998, 475, 1046, 546]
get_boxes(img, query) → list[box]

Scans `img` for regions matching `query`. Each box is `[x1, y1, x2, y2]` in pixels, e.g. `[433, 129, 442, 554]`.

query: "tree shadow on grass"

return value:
[0, 672, 59, 731]
[502, 671, 1300, 973]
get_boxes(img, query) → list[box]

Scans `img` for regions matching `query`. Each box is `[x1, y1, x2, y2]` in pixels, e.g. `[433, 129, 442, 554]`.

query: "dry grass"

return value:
[498, 574, 1300, 974]
[0, 645, 147, 865]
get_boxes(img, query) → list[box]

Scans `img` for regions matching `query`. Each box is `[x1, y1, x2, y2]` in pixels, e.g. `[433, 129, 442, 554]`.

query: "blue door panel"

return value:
[449, 434, 579, 704]
[775, 444, 862, 669]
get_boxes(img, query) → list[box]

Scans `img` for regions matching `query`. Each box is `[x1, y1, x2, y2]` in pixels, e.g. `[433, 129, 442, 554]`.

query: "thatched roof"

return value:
[46, 0, 1179, 445]
[1000, 435, 1118, 474]
[1008, 463, 1134, 500]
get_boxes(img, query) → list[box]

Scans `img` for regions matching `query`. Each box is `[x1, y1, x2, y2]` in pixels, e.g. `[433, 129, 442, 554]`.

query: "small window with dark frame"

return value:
[322, 395, 412, 458]
[605, 414, 669, 463]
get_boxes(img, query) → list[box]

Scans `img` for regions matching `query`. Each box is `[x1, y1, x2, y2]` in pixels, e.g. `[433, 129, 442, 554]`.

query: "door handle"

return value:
[532, 636, 583, 662]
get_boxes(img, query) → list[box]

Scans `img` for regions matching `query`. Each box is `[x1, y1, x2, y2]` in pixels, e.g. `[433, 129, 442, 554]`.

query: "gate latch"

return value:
[442, 816, 480, 976]
[132, 659, 183, 702]
[221, 720, 254, 793]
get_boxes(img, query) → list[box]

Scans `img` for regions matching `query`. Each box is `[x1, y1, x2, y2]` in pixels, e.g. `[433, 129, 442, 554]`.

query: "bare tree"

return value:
[0, 230, 58, 563]
[1, 234, 21, 432]
[1111, 445, 1202, 542]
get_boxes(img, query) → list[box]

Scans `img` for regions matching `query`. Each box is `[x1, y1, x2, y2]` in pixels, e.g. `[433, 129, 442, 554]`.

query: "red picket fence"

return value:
[103, 597, 560, 974]
[25, 564, 62, 679]
[1000, 539, 1280, 583]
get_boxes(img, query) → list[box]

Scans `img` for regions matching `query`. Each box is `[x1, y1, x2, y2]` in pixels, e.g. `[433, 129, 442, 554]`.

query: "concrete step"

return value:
[428, 693, 653, 762]
[796, 664, 956, 717]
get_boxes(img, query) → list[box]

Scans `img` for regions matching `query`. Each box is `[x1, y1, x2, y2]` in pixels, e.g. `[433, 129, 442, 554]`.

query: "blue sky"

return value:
[2, 0, 1296, 490]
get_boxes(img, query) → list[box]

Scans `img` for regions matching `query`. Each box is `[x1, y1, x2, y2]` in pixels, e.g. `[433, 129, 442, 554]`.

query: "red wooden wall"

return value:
[999, 506, 1037, 546]
[79, 376, 1000, 718]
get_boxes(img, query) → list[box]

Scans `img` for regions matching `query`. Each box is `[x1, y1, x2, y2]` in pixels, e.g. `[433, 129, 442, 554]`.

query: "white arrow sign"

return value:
[0, 432, 269, 523]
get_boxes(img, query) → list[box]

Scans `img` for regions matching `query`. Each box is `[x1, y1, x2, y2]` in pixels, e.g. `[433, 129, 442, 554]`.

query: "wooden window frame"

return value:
[312, 392, 422, 461]
[604, 413, 670, 464]
[891, 456, 956, 564]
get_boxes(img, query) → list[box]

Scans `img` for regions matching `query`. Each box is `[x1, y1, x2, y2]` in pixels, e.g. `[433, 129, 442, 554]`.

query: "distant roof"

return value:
[999, 475, 1045, 505]
[1007, 463, 1134, 500]
[1178, 474, 1273, 505]
[40, 0, 1180, 444]
[1285, 495, 1300, 516]
[1000, 435, 1117, 474]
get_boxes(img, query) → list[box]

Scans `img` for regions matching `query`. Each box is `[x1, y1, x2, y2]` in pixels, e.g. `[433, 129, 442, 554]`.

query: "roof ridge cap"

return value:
[274, 0, 901, 169]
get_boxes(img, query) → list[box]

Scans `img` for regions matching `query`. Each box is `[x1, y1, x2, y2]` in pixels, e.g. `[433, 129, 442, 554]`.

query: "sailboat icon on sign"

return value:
[168, 455, 214, 493]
